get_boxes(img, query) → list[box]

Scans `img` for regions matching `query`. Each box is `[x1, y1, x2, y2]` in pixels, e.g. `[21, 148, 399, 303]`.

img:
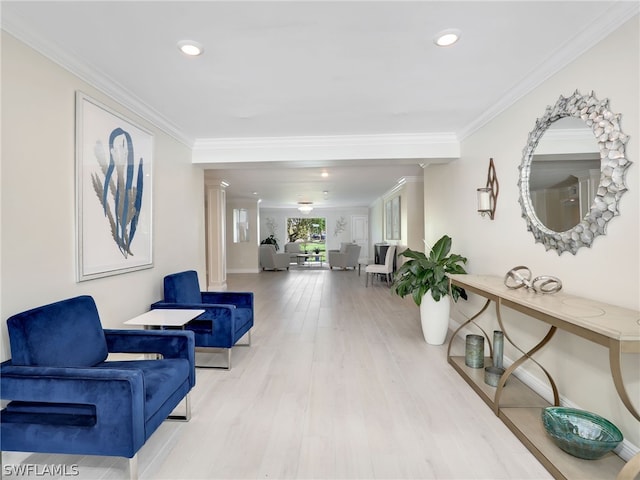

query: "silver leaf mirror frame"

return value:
[518, 90, 631, 255]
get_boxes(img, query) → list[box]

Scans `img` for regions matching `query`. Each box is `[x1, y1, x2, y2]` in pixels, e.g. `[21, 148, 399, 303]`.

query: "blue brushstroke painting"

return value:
[91, 128, 144, 258]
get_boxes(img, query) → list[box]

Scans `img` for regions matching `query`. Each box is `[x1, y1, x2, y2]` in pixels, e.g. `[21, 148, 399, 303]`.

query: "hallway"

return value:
[3, 269, 552, 479]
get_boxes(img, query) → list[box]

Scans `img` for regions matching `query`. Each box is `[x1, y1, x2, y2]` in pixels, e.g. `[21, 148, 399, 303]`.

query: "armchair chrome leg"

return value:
[195, 347, 232, 370]
[237, 330, 251, 346]
[129, 454, 139, 480]
[168, 392, 191, 421]
[184, 393, 191, 420]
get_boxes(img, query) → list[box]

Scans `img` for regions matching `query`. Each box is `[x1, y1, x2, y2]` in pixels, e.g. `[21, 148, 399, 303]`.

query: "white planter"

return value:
[419, 293, 451, 345]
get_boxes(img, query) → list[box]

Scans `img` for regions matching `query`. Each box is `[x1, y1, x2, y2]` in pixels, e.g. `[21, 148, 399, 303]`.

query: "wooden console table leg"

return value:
[609, 339, 640, 422]
[617, 451, 640, 480]
[447, 298, 493, 359]
[494, 299, 560, 415]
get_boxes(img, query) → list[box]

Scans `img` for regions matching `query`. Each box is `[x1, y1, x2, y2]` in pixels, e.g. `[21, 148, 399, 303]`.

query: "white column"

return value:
[205, 181, 227, 290]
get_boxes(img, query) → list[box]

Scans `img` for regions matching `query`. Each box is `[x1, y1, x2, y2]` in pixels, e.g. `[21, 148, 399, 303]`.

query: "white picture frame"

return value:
[75, 92, 153, 281]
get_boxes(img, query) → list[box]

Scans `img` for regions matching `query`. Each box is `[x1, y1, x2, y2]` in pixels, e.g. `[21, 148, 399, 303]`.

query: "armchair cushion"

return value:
[95, 359, 190, 432]
[104, 329, 196, 390]
[163, 270, 203, 304]
[7, 295, 108, 367]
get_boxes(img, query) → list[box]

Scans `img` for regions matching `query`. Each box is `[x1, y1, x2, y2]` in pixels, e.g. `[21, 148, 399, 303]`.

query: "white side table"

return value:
[124, 308, 205, 329]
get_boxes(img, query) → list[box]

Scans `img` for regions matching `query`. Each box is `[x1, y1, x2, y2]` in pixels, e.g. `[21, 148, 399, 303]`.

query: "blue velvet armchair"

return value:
[150, 270, 254, 369]
[0, 295, 195, 480]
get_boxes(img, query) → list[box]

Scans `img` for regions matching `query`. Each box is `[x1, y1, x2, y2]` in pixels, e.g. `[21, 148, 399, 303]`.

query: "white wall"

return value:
[424, 17, 639, 447]
[1, 33, 206, 359]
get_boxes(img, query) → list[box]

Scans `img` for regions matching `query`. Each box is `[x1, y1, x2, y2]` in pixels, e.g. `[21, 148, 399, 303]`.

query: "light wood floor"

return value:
[3, 268, 553, 479]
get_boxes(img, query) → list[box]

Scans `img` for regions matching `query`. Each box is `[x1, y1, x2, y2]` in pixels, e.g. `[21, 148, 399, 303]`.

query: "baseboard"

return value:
[227, 268, 260, 274]
[449, 318, 639, 462]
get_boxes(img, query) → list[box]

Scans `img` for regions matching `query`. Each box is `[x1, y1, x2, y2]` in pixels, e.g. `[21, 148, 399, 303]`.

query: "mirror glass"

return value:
[233, 208, 249, 243]
[529, 118, 600, 232]
[518, 91, 631, 255]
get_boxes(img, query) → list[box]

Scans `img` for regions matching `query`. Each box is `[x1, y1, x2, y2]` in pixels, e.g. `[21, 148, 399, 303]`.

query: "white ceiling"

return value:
[2, 1, 637, 208]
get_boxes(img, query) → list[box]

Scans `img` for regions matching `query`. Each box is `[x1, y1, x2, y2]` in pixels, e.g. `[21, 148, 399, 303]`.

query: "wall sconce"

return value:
[477, 158, 499, 220]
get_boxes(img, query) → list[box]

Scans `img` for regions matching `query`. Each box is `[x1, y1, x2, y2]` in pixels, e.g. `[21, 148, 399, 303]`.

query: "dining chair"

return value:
[365, 245, 396, 287]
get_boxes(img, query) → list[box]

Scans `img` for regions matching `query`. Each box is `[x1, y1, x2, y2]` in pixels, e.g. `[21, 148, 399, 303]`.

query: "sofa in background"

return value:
[0, 295, 195, 480]
[151, 270, 254, 369]
[328, 243, 361, 270]
[283, 241, 303, 262]
[260, 244, 291, 271]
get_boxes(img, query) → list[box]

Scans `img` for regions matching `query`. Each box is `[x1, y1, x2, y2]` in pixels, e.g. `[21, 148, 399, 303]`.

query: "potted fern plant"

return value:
[392, 235, 468, 345]
[260, 234, 280, 251]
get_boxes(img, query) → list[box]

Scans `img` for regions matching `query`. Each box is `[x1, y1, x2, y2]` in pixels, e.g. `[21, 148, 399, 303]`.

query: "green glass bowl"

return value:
[541, 407, 623, 460]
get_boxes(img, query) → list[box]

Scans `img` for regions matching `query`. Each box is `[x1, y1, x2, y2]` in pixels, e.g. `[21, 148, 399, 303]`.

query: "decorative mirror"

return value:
[518, 90, 631, 255]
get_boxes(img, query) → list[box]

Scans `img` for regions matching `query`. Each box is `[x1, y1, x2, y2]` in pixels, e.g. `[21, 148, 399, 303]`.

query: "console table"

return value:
[447, 274, 640, 480]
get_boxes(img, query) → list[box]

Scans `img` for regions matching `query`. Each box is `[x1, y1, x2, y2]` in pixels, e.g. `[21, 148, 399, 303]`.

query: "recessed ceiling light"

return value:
[321, 171, 329, 178]
[434, 29, 461, 47]
[177, 40, 204, 56]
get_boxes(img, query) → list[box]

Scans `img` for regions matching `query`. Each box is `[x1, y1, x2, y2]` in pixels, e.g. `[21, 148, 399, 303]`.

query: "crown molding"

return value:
[1, 14, 194, 147]
[192, 133, 460, 165]
[457, 2, 639, 141]
[382, 175, 423, 200]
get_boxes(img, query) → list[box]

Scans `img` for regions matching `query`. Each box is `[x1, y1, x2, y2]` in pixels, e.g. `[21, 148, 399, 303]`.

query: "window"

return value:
[287, 217, 326, 258]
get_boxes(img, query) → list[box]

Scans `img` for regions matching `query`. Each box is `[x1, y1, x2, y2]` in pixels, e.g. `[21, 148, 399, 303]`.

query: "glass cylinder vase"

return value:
[493, 330, 504, 369]
[465, 334, 484, 368]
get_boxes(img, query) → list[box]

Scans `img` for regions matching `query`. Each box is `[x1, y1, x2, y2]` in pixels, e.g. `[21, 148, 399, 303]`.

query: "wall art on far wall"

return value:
[75, 92, 153, 281]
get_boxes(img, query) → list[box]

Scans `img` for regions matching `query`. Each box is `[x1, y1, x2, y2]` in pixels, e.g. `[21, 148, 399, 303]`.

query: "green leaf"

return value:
[429, 235, 452, 262]
[391, 237, 468, 307]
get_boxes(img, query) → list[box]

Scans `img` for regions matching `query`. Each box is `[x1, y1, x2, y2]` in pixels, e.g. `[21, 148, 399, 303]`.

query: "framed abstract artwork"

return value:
[75, 92, 153, 281]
